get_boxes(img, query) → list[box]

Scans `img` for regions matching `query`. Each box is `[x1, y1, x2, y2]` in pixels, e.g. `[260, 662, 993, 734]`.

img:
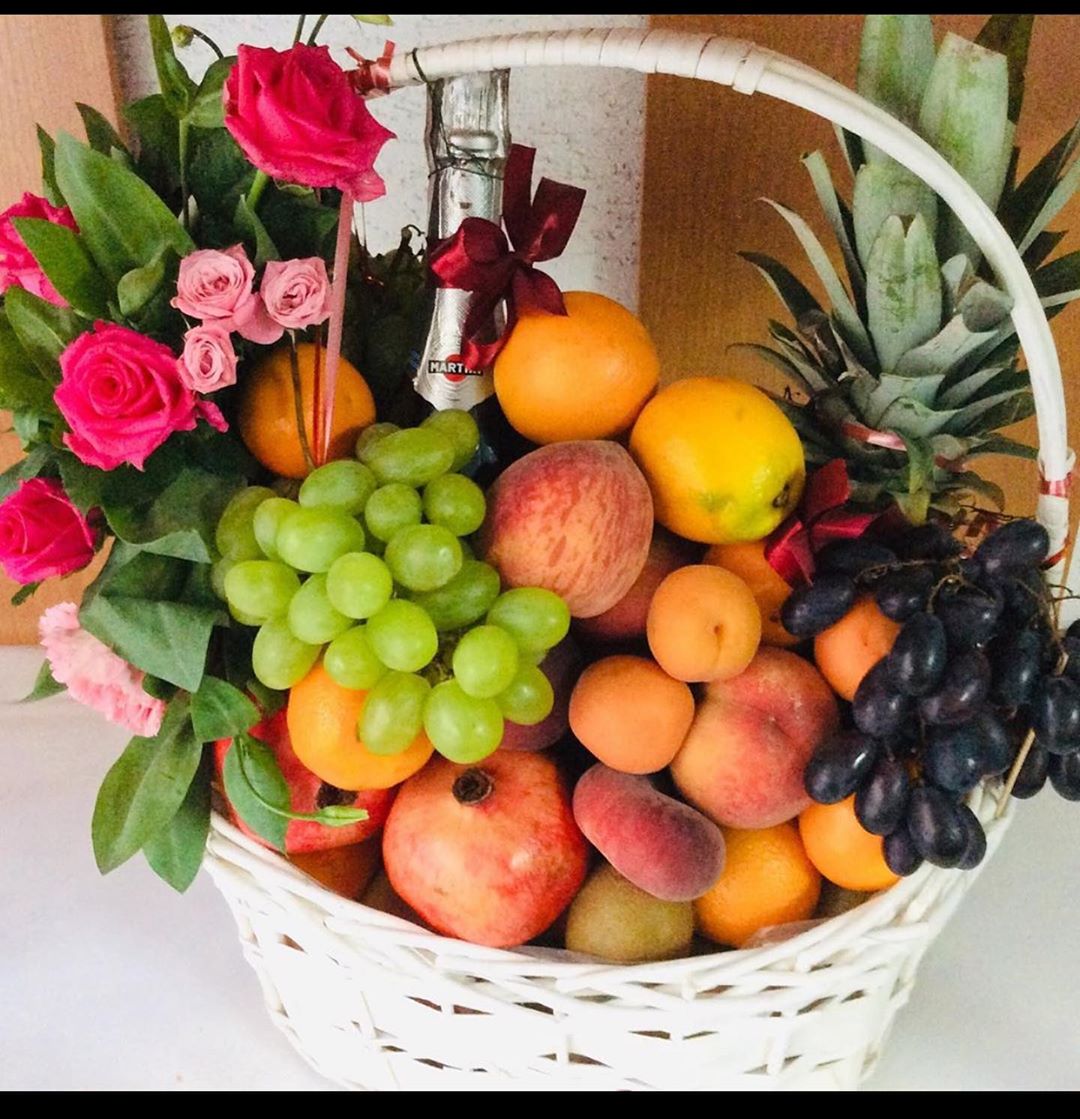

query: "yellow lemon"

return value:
[628, 377, 805, 544]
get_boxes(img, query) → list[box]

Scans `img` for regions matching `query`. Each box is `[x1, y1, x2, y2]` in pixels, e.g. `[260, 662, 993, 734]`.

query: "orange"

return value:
[813, 596, 901, 701]
[704, 538, 797, 647]
[694, 822, 821, 948]
[799, 796, 900, 893]
[238, 342, 376, 479]
[493, 290, 659, 444]
[287, 662, 433, 790]
[629, 377, 805, 544]
[568, 654, 695, 774]
[289, 837, 381, 900]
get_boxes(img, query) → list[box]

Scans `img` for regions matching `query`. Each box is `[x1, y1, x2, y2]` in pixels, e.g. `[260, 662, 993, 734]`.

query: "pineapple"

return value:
[745, 15, 1080, 523]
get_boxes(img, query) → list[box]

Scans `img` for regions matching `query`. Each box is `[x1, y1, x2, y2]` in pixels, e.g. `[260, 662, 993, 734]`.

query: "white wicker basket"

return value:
[204, 27, 1076, 1091]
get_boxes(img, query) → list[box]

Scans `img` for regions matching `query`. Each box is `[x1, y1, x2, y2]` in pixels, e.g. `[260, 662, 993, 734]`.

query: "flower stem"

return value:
[246, 170, 269, 213]
[288, 333, 316, 475]
[306, 14, 330, 45]
[178, 119, 191, 230]
[293, 14, 307, 44]
[190, 27, 225, 59]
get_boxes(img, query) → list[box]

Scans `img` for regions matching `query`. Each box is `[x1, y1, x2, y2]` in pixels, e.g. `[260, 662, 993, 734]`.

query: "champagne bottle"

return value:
[394, 69, 528, 481]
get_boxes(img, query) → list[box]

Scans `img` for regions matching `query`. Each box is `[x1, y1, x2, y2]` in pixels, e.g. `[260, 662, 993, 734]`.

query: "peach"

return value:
[569, 654, 695, 774]
[672, 648, 839, 828]
[704, 538, 797, 648]
[572, 764, 726, 901]
[479, 440, 653, 618]
[646, 564, 761, 682]
[575, 527, 700, 642]
[499, 636, 582, 752]
[814, 596, 902, 701]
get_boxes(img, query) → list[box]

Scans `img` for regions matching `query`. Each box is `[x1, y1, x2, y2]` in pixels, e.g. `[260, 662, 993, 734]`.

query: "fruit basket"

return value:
[6, 17, 1078, 1094]
[195, 27, 1072, 1090]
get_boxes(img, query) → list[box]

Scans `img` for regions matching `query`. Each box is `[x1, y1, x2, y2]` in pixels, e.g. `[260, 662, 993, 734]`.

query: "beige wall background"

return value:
[2, 13, 1079, 642]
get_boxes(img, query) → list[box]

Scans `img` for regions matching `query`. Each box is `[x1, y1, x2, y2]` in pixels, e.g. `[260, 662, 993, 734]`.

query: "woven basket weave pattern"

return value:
[203, 26, 1070, 1091]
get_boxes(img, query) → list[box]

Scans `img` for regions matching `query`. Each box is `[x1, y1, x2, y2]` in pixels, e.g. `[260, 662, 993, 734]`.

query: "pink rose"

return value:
[0, 478, 97, 585]
[261, 257, 332, 331]
[0, 192, 77, 307]
[56, 322, 228, 472]
[170, 244, 278, 343]
[224, 43, 395, 200]
[179, 323, 238, 394]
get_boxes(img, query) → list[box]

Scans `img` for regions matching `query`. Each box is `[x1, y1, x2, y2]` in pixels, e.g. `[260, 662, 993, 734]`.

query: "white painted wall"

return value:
[112, 14, 648, 310]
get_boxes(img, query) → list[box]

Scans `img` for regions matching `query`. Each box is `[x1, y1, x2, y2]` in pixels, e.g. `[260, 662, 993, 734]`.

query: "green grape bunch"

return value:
[212, 409, 571, 767]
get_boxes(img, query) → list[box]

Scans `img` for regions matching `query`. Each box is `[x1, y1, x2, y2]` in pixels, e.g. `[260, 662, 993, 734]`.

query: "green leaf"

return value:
[20, 658, 65, 702]
[975, 15, 1034, 125]
[1000, 118, 1080, 242]
[10, 581, 41, 607]
[4, 286, 81, 382]
[10, 216, 109, 317]
[221, 734, 289, 851]
[0, 314, 58, 416]
[116, 250, 167, 318]
[896, 315, 1001, 380]
[83, 542, 187, 605]
[900, 433, 936, 496]
[353, 15, 393, 25]
[187, 56, 235, 129]
[0, 443, 54, 500]
[104, 465, 240, 564]
[963, 433, 1038, 460]
[919, 33, 1010, 260]
[233, 195, 279, 266]
[942, 470, 1007, 510]
[948, 386, 1034, 436]
[876, 395, 961, 439]
[147, 15, 197, 118]
[124, 94, 181, 200]
[36, 126, 62, 206]
[91, 698, 202, 874]
[143, 751, 211, 892]
[937, 361, 1013, 408]
[80, 594, 217, 693]
[866, 214, 942, 373]
[852, 161, 938, 272]
[739, 251, 822, 322]
[76, 103, 128, 157]
[761, 198, 875, 368]
[858, 15, 936, 128]
[57, 453, 108, 514]
[186, 127, 253, 219]
[868, 373, 947, 421]
[1017, 155, 1080, 256]
[1035, 250, 1080, 299]
[191, 676, 259, 744]
[53, 131, 193, 286]
[893, 489, 931, 524]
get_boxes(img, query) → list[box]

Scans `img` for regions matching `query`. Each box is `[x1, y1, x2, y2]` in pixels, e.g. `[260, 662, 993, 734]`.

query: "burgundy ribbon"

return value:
[428, 144, 586, 368]
[347, 41, 396, 98]
[764, 459, 880, 586]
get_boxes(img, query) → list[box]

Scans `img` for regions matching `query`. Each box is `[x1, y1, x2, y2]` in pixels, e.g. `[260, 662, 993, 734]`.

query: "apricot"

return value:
[289, 837, 381, 900]
[704, 538, 797, 648]
[814, 596, 902, 701]
[569, 655, 695, 774]
[565, 863, 694, 963]
[646, 564, 761, 682]
[572, 764, 726, 901]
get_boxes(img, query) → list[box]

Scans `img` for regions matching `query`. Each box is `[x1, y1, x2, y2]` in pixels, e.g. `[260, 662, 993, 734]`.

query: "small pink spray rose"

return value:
[260, 257, 333, 332]
[178, 323, 238, 394]
[170, 244, 278, 344]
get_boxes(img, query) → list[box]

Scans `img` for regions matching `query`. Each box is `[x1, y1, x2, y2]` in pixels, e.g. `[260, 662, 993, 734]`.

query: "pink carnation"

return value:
[39, 602, 166, 738]
[261, 257, 332, 332]
[179, 323, 238, 394]
[0, 192, 77, 306]
[56, 322, 227, 472]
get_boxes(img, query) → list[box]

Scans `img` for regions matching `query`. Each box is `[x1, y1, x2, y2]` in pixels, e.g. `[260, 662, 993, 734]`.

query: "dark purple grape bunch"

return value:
[798, 516, 1073, 879]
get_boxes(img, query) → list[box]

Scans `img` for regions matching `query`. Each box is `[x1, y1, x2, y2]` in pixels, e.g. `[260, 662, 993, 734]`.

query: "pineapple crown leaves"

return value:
[743, 15, 1079, 521]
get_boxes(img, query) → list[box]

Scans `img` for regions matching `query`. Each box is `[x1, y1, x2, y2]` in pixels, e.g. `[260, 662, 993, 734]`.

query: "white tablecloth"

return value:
[2, 644, 1077, 1091]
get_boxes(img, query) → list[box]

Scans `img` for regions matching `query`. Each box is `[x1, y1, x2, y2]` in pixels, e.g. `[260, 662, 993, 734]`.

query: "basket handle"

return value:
[383, 28, 1075, 582]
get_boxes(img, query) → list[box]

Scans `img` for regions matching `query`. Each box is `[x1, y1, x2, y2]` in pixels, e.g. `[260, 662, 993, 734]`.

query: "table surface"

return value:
[2, 644, 1078, 1092]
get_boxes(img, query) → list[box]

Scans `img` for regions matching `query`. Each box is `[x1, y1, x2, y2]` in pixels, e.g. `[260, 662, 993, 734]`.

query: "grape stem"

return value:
[996, 647, 1070, 816]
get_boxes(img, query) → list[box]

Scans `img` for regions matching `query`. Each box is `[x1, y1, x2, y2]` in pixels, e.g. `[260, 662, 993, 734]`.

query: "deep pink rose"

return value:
[56, 322, 228, 471]
[0, 478, 96, 585]
[224, 43, 395, 199]
[0, 192, 77, 307]
[261, 257, 332, 331]
[179, 323, 238, 394]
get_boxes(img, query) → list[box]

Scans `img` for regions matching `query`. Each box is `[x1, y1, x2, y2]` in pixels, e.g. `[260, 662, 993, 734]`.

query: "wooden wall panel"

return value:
[0, 15, 119, 643]
[641, 14, 1080, 529]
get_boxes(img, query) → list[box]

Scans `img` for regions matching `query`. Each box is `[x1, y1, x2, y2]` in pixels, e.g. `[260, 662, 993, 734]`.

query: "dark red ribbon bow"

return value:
[428, 144, 586, 368]
[764, 459, 881, 586]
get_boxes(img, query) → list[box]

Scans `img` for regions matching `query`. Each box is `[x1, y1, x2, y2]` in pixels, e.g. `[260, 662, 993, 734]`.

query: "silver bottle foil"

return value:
[411, 70, 510, 411]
